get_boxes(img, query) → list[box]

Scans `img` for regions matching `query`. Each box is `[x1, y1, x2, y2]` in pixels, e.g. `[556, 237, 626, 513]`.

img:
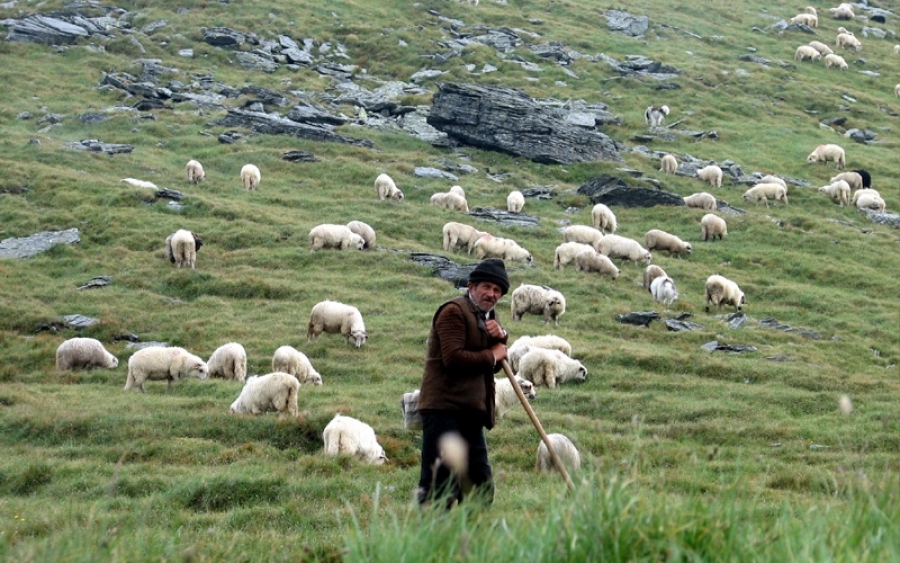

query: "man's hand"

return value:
[484, 319, 506, 340]
[489, 343, 507, 363]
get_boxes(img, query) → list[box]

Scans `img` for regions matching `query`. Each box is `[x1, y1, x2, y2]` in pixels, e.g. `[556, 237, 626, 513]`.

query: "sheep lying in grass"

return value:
[742, 183, 788, 207]
[517, 348, 586, 389]
[554, 242, 594, 270]
[591, 203, 617, 233]
[495, 375, 537, 418]
[322, 414, 387, 465]
[705, 275, 746, 313]
[346, 220, 376, 250]
[700, 213, 728, 241]
[659, 154, 678, 174]
[563, 225, 605, 250]
[808, 40, 834, 56]
[229, 372, 299, 418]
[645, 229, 692, 258]
[574, 249, 620, 279]
[824, 53, 848, 70]
[307, 300, 367, 348]
[374, 173, 404, 202]
[696, 164, 723, 188]
[272, 345, 323, 386]
[124, 346, 208, 392]
[55, 337, 118, 371]
[207, 342, 247, 382]
[650, 275, 679, 310]
[536, 433, 581, 473]
[683, 192, 717, 211]
[165, 229, 203, 269]
[596, 234, 652, 266]
[643, 264, 668, 292]
[430, 192, 469, 213]
[308, 224, 365, 251]
[240, 164, 261, 190]
[817, 180, 851, 207]
[186, 160, 205, 184]
[807, 144, 845, 169]
[507, 190, 525, 213]
[443, 222, 489, 255]
[120, 178, 158, 189]
[795, 45, 821, 61]
[473, 235, 533, 264]
[511, 284, 567, 325]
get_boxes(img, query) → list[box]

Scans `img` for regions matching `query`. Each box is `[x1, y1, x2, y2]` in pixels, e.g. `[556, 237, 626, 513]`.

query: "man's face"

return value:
[469, 281, 504, 312]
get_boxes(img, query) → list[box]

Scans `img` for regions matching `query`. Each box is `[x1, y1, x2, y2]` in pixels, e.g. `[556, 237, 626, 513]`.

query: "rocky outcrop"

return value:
[0, 228, 80, 259]
[214, 108, 373, 147]
[577, 175, 684, 208]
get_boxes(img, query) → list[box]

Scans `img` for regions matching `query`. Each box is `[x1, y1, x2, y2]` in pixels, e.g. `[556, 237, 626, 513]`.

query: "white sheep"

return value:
[374, 173, 404, 202]
[643, 264, 668, 292]
[829, 5, 854, 19]
[124, 346, 209, 392]
[240, 164, 261, 190]
[795, 45, 821, 61]
[271, 345, 323, 386]
[700, 213, 728, 242]
[895, 45, 900, 55]
[536, 433, 581, 473]
[683, 192, 718, 211]
[807, 144, 845, 170]
[830, 171, 863, 191]
[574, 249, 620, 279]
[645, 229, 692, 259]
[473, 235, 533, 264]
[495, 375, 537, 418]
[186, 160, 205, 184]
[817, 180, 851, 207]
[591, 203, 618, 233]
[516, 348, 587, 389]
[808, 40, 834, 56]
[660, 154, 678, 174]
[704, 275, 746, 313]
[207, 342, 247, 382]
[401, 389, 422, 430]
[804, 6, 817, 16]
[430, 192, 469, 213]
[55, 337, 118, 371]
[307, 300, 367, 348]
[824, 53, 849, 70]
[596, 234, 652, 266]
[554, 241, 594, 270]
[511, 284, 567, 325]
[895, 83, 900, 98]
[759, 175, 788, 191]
[507, 190, 525, 213]
[228, 372, 299, 418]
[644, 105, 669, 127]
[695, 165, 723, 188]
[120, 178, 158, 189]
[850, 188, 881, 206]
[790, 13, 818, 27]
[563, 225, 605, 250]
[322, 414, 387, 465]
[854, 191, 886, 213]
[836, 33, 861, 51]
[837, 27, 854, 36]
[449, 185, 465, 198]
[742, 183, 789, 207]
[165, 229, 201, 269]
[346, 220, 376, 250]
[509, 334, 573, 362]
[308, 224, 365, 252]
[442, 222, 489, 255]
[650, 275, 679, 310]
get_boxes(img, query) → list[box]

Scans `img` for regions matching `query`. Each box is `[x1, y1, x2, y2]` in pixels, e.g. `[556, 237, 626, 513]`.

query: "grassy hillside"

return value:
[1, 0, 898, 560]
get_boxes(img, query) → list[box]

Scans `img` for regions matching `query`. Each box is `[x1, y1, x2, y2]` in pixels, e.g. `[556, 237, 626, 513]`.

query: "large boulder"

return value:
[577, 175, 685, 208]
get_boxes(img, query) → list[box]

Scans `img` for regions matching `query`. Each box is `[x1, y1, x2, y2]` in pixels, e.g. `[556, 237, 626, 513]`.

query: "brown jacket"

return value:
[418, 294, 508, 429]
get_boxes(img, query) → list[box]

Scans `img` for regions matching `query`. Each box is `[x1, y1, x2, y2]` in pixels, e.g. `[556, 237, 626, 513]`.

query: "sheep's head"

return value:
[305, 373, 324, 386]
[517, 378, 537, 402]
[683, 243, 693, 254]
[191, 361, 209, 380]
[351, 330, 367, 349]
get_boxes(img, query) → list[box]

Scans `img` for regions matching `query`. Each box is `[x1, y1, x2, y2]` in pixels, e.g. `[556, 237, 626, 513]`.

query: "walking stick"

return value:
[501, 359, 576, 492]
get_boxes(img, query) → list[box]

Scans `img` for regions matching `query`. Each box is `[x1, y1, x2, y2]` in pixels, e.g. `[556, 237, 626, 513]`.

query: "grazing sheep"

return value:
[804, 6, 817, 16]
[507, 190, 525, 213]
[55, 337, 118, 371]
[124, 346, 208, 392]
[374, 173, 404, 202]
[596, 234, 652, 265]
[186, 160, 205, 184]
[695, 165, 723, 188]
[836, 27, 853, 36]
[536, 433, 581, 473]
[795, 45, 821, 61]
[308, 224, 365, 251]
[591, 203, 618, 234]
[346, 220, 376, 250]
[700, 213, 728, 242]
[853, 191, 886, 213]
[829, 4, 854, 19]
[684, 192, 718, 211]
[473, 235, 533, 264]
[824, 53, 849, 70]
[495, 375, 537, 418]
[807, 144, 845, 169]
[509, 334, 573, 360]
[851, 188, 881, 206]
[643, 264, 668, 292]
[645, 229, 692, 259]
[830, 171, 864, 191]
[511, 284, 567, 325]
[851, 169, 872, 188]
[271, 345, 323, 386]
[742, 183, 789, 207]
[430, 191, 469, 212]
[401, 389, 422, 430]
[704, 275, 746, 313]
[322, 414, 387, 465]
[759, 175, 788, 191]
[516, 348, 587, 389]
[240, 164, 261, 190]
[790, 13, 818, 27]
[207, 342, 247, 382]
[817, 180, 851, 207]
[307, 300, 367, 348]
[563, 225, 605, 250]
[554, 242, 594, 270]
[443, 222, 489, 255]
[660, 154, 678, 174]
[448, 185, 465, 198]
[644, 105, 670, 127]
[120, 178, 158, 189]
[650, 275, 679, 310]
[574, 249, 620, 279]
[165, 229, 202, 269]
[836, 33, 862, 51]
[808, 40, 834, 56]
[229, 372, 299, 418]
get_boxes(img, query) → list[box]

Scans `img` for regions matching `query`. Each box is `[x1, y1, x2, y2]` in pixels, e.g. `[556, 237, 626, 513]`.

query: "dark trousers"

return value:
[418, 411, 493, 507]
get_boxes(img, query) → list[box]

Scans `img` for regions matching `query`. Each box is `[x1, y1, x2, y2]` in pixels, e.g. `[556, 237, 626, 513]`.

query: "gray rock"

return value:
[63, 314, 99, 330]
[726, 312, 749, 329]
[701, 341, 758, 353]
[282, 150, 320, 162]
[410, 69, 444, 82]
[77, 276, 112, 290]
[287, 102, 348, 126]
[414, 167, 459, 180]
[142, 20, 167, 34]
[864, 210, 900, 228]
[215, 108, 373, 147]
[577, 175, 685, 208]
[844, 128, 877, 144]
[236, 52, 279, 73]
[759, 317, 821, 339]
[125, 341, 170, 350]
[467, 207, 540, 228]
[6, 15, 90, 44]
[738, 54, 770, 65]
[203, 27, 247, 47]
[0, 228, 80, 259]
[605, 10, 649, 37]
[178, 49, 194, 58]
[615, 311, 659, 327]
[664, 319, 705, 331]
[66, 139, 134, 155]
[156, 188, 185, 202]
[409, 253, 474, 290]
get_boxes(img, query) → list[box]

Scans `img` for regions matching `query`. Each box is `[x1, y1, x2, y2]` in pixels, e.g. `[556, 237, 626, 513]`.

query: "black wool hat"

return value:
[468, 258, 510, 295]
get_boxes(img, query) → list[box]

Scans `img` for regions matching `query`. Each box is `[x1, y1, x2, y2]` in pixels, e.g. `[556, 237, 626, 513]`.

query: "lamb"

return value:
[124, 346, 208, 392]
[650, 275, 679, 310]
[120, 178, 158, 189]
[645, 229, 692, 259]
[854, 192, 886, 213]
[472, 235, 533, 264]
[443, 222, 489, 255]
[643, 264, 668, 292]
[591, 203, 618, 233]
[516, 348, 587, 389]
[55, 337, 118, 371]
[207, 342, 247, 382]
[307, 300, 367, 348]
[574, 249, 620, 279]
[430, 192, 469, 213]
[554, 241, 594, 270]
[704, 275, 747, 313]
[644, 105, 670, 127]
[165, 229, 202, 269]
[511, 284, 567, 325]
[596, 234, 652, 266]
[684, 192, 718, 211]
[830, 171, 864, 191]
[228, 372, 299, 418]
[495, 375, 537, 418]
[742, 183, 789, 207]
[536, 433, 581, 473]
[659, 154, 678, 174]
[829, 5, 854, 19]
[824, 53, 848, 70]
[185, 160, 205, 184]
[836, 33, 862, 51]
[790, 13, 818, 27]
[308, 224, 365, 251]
[806, 144, 845, 169]
[322, 414, 387, 465]
[563, 225, 605, 250]
[507, 190, 525, 213]
[271, 345, 323, 386]
[695, 165, 723, 188]
[795, 45, 821, 61]
[700, 213, 728, 242]
[240, 164, 261, 190]
[346, 220, 376, 250]
[374, 173, 404, 202]
[449, 185, 465, 198]
[808, 40, 834, 56]
[817, 180, 851, 207]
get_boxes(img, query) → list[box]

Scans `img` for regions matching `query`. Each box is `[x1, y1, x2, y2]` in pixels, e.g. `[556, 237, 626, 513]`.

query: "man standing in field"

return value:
[416, 258, 510, 508]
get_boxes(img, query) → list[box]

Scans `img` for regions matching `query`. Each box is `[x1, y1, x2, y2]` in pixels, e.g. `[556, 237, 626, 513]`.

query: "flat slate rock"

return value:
[701, 341, 758, 353]
[577, 175, 685, 208]
[0, 228, 80, 259]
